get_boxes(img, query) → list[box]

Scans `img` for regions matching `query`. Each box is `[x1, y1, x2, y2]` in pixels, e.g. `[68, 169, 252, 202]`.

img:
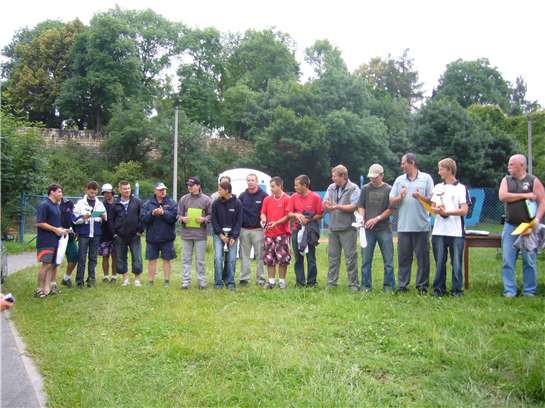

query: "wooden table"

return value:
[464, 233, 502, 289]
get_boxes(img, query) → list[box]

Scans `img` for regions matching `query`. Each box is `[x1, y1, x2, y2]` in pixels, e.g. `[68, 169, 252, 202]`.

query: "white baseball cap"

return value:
[101, 183, 113, 193]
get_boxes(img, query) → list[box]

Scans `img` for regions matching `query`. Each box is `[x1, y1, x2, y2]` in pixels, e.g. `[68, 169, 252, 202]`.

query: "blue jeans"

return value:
[213, 235, 237, 288]
[361, 229, 395, 290]
[502, 223, 537, 296]
[76, 236, 100, 284]
[115, 236, 143, 275]
[292, 234, 317, 287]
[432, 235, 464, 295]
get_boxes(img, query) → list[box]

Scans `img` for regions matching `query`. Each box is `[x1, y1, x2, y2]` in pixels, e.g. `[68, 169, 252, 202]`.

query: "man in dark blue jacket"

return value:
[212, 181, 242, 290]
[141, 182, 178, 287]
[111, 180, 144, 287]
[238, 173, 268, 286]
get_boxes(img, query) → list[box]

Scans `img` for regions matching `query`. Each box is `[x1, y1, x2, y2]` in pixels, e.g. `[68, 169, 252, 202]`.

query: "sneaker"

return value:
[198, 285, 207, 290]
[239, 280, 249, 287]
[350, 285, 360, 292]
[77, 283, 85, 289]
[61, 278, 72, 288]
[86, 280, 96, 288]
[50, 283, 60, 295]
[417, 288, 428, 296]
[163, 281, 170, 288]
[227, 284, 236, 291]
[146, 281, 154, 288]
[396, 287, 409, 294]
[134, 280, 142, 287]
[257, 279, 267, 287]
[451, 291, 464, 298]
[181, 284, 189, 290]
[278, 281, 287, 289]
[103, 276, 110, 283]
[361, 287, 372, 294]
[121, 279, 130, 287]
[267, 282, 275, 289]
[110, 275, 118, 283]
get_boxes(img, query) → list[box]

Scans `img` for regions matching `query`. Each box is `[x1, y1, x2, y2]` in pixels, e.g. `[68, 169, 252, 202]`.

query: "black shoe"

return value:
[451, 291, 464, 297]
[86, 280, 96, 288]
[239, 280, 249, 287]
[227, 284, 236, 291]
[417, 288, 428, 296]
[61, 279, 73, 288]
[396, 287, 409, 294]
[306, 283, 318, 288]
[77, 283, 85, 289]
[432, 290, 445, 297]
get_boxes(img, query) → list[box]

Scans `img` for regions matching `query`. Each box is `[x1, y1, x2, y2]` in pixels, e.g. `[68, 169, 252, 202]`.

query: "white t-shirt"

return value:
[431, 182, 467, 237]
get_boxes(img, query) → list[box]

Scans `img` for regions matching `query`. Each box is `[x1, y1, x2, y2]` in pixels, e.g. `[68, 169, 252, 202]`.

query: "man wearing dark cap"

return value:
[142, 182, 178, 287]
[178, 176, 212, 289]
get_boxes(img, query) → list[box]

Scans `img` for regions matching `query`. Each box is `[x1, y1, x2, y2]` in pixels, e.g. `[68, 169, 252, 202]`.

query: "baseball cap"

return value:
[186, 176, 201, 186]
[101, 183, 113, 193]
[367, 164, 384, 178]
[154, 182, 167, 190]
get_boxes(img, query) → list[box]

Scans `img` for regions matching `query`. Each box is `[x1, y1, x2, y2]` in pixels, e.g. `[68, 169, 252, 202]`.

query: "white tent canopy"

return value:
[218, 168, 272, 196]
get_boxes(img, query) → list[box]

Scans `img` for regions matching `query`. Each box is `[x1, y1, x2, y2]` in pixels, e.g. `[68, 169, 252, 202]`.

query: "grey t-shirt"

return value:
[357, 183, 392, 232]
[390, 171, 434, 232]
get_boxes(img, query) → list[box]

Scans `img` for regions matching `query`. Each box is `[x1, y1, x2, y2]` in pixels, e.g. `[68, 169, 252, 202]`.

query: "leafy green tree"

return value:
[305, 39, 347, 77]
[433, 58, 512, 111]
[224, 29, 299, 92]
[355, 49, 423, 108]
[1, 20, 84, 127]
[509, 76, 540, 115]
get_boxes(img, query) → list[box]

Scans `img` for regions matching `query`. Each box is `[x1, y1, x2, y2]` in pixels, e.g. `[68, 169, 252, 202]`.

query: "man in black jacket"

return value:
[111, 180, 144, 287]
[141, 182, 177, 287]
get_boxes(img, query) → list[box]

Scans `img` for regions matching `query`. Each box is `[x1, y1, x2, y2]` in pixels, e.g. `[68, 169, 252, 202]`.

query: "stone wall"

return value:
[18, 128, 105, 148]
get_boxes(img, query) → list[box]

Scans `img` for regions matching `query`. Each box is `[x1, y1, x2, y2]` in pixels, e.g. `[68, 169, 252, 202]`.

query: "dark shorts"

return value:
[66, 238, 79, 263]
[37, 248, 57, 264]
[145, 241, 176, 261]
[263, 235, 291, 266]
[98, 240, 116, 257]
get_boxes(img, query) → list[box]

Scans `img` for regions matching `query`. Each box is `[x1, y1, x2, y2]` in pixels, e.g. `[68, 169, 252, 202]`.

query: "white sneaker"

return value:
[134, 280, 142, 287]
[122, 279, 129, 287]
[278, 280, 287, 289]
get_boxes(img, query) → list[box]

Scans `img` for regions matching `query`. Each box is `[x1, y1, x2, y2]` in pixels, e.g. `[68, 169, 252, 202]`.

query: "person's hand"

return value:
[268, 221, 277, 230]
[180, 216, 189, 223]
[197, 217, 206, 224]
[400, 187, 408, 199]
[526, 192, 537, 201]
[54, 227, 65, 237]
[412, 188, 422, 200]
[323, 200, 333, 210]
[82, 213, 91, 220]
[364, 217, 380, 229]
[260, 219, 267, 228]
[1, 299, 13, 311]
[301, 217, 310, 225]
[228, 238, 235, 246]
[101, 213, 107, 220]
[437, 206, 449, 217]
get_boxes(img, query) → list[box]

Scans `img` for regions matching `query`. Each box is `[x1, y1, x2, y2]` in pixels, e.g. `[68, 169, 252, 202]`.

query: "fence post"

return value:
[19, 192, 25, 242]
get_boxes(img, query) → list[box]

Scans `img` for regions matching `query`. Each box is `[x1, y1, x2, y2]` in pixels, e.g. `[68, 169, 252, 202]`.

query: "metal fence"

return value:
[14, 188, 505, 242]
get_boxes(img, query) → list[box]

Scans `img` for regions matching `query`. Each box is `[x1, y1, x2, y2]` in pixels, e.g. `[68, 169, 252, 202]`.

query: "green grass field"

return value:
[3, 238, 544, 407]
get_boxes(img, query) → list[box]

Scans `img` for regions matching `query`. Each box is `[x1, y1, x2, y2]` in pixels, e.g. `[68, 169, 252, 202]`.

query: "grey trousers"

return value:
[239, 228, 265, 283]
[397, 231, 430, 290]
[182, 239, 207, 286]
[327, 228, 359, 288]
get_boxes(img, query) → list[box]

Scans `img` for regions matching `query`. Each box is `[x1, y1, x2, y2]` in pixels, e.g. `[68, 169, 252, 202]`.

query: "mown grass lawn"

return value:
[4, 238, 544, 407]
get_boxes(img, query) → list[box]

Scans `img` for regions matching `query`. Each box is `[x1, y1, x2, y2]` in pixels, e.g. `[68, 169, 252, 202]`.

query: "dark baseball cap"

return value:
[186, 176, 201, 186]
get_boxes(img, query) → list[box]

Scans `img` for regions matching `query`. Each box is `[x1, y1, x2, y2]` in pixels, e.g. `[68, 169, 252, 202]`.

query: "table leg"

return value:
[464, 242, 469, 289]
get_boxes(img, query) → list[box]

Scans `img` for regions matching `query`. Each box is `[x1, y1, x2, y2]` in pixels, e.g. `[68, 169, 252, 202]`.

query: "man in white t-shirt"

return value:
[430, 158, 469, 297]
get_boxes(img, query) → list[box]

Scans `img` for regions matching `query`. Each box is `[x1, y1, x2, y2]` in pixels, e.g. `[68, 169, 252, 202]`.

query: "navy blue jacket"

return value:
[211, 195, 243, 239]
[239, 188, 268, 228]
[111, 196, 144, 240]
[141, 195, 178, 243]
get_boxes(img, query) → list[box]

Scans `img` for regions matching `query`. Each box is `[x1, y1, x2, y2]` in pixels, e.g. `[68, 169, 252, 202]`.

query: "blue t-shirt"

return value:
[36, 198, 62, 249]
[390, 171, 434, 232]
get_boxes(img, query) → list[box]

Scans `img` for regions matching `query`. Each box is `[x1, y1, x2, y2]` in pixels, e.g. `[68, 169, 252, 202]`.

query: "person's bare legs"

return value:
[148, 260, 157, 283]
[163, 259, 171, 282]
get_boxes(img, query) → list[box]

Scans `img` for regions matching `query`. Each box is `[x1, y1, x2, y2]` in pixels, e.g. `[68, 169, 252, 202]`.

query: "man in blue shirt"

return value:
[390, 153, 434, 294]
[35, 184, 69, 298]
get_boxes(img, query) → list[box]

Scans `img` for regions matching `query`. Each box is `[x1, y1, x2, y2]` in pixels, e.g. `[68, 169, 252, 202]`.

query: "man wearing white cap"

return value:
[357, 164, 395, 292]
[99, 183, 117, 283]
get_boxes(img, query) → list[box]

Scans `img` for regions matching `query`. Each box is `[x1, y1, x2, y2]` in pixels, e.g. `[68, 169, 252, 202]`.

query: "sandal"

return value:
[33, 289, 48, 299]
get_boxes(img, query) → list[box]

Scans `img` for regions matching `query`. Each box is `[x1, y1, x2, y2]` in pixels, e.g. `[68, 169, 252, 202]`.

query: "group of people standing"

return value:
[34, 153, 544, 299]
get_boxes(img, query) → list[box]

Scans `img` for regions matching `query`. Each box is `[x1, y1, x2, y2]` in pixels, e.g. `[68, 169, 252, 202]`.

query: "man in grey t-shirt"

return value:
[358, 164, 395, 292]
[389, 153, 434, 294]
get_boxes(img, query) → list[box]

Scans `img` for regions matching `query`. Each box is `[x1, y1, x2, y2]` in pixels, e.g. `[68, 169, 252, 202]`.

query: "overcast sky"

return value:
[1, 0, 543, 106]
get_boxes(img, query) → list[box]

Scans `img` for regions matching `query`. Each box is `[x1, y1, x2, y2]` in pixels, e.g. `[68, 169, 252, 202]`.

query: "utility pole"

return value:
[173, 107, 179, 200]
[528, 115, 533, 175]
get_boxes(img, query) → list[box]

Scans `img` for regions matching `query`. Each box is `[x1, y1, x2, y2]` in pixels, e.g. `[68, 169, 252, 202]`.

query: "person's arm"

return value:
[140, 200, 154, 225]
[498, 177, 536, 203]
[389, 180, 406, 207]
[202, 197, 212, 224]
[211, 201, 221, 235]
[162, 200, 178, 224]
[136, 200, 145, 234]
[533, 177, 545, 223]
[36, 222, 65, 236]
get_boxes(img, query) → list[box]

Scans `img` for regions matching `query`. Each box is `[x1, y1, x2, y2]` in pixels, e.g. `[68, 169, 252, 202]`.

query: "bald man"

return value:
[498, 154, 545, 297]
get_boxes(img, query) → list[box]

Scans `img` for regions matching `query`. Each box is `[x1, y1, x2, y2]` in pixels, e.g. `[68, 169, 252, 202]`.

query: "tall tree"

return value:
[433, 58, 512, 111]
[509, 76, 540, 115]
[1, 20, 84, 126]
[355, 49, 423, 108]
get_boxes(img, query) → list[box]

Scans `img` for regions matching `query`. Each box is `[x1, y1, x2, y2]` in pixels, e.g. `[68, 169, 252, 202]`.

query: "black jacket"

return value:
[211, 195, 243, 239]
[141, 195, 178, 243]
[239, 188, 268, 228]
[101, 200, 116, 242]
[111, 196, 144, 240]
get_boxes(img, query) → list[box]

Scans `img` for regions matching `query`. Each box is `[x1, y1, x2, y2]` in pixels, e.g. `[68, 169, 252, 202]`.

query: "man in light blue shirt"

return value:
[390, 153, 434, 294]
